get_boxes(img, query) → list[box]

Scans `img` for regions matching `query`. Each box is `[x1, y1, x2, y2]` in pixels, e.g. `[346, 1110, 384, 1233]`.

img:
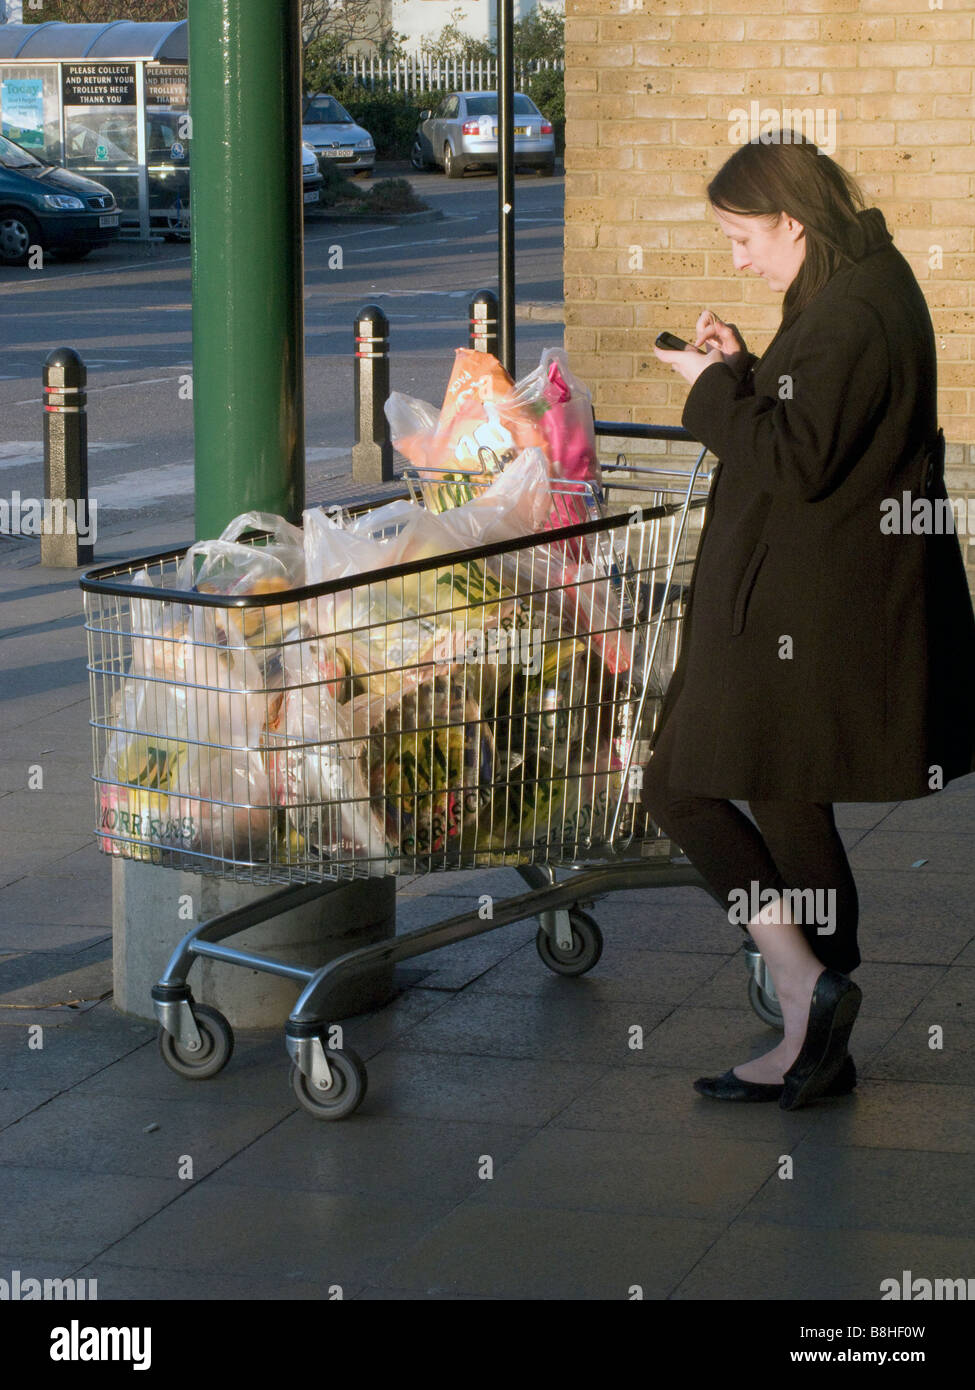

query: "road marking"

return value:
[92, 462, 194, 509]
[8, 372, 184, 406]
[0, 441, 132, 470]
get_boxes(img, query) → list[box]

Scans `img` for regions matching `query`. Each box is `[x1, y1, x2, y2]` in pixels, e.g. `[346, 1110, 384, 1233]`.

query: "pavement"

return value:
[2, 484, 975, 1302]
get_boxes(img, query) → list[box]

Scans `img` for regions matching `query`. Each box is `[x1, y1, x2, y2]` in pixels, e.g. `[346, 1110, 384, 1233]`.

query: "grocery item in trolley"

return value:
[384, 346, 601, 526]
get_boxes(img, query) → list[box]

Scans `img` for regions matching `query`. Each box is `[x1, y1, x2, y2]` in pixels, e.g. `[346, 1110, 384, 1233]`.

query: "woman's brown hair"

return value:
[707, 134, 868, 322]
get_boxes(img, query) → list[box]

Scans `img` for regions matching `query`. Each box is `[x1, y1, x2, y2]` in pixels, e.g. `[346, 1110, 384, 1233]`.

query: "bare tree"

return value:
[23, 0, 187, 20]
[302, 0, 394, 55]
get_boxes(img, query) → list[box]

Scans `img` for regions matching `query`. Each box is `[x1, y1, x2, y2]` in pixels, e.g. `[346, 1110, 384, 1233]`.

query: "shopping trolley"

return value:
[81, 445, 780, 1120]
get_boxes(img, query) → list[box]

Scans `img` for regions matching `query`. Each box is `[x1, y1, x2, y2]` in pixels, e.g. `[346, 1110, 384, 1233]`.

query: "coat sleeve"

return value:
[680, 295, 890, 502]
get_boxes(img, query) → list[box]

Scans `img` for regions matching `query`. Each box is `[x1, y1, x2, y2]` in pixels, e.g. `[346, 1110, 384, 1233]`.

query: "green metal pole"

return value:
[189, 0, 305, 538]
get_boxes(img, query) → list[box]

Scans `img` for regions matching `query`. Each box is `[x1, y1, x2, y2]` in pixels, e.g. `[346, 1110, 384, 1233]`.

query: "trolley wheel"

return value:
[290, 1047, 367, 1120]
[157, 1003, 234, 1079]
[748, 975, 784, 1031]
[536, 910, 603, 976]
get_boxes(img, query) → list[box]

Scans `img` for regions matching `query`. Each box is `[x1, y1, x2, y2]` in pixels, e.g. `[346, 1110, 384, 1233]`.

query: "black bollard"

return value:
[42, 347, 93, 566]
[469, 290, 500, 358]
[352, 304, 393, 483]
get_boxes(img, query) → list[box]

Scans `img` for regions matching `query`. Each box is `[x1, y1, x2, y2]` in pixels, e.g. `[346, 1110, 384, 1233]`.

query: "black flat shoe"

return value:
[694, 1053, 856, 1103]
[780, 968, 862, 1111]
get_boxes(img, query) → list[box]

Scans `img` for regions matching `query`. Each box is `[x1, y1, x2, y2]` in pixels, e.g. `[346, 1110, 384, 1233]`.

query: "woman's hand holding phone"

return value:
[693, 310, 747, 366]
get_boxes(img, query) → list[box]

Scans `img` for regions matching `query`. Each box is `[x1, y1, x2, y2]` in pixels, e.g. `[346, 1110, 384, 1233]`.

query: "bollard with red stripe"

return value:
[352, 304, 393, 484]
[42, 346, 92, 566]
[469, 290, 499, 359]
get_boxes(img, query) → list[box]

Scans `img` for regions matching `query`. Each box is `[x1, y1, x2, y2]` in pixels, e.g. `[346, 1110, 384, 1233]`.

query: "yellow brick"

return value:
[564, 196, 636, 224]
[895, 121, 973, 146]
[934, 96, 975, 120]
[634, 43, 709, 67]
[569, 94, 634, 120]
[743, 72, 821, 96]
[569, 146, 636, 171]
[565, 222, 598, 249]
[784, 43, 857, 68]
[937, 390, 968, 416]
[744, 18, 819, 42]
[898, 16, 974, 42]
[820, 16, 895, 42]
[856, 147, 932, 173]
[603, 120, 673, 146]
[601, 171, 677, 197]
[672, 16, 745, 42]
[671, 71, 747, 95]
[564, 172, 599, 199]
[881, 200, 933, 229]
[565, 303, 634, 328]
[895, 69, 972, 94]
[597, 381, 671, 408]
[710, 45, 784, 69]
[921, 284, 971, 310]
[857, 42, 933, 66]
[633, 146, 710, 171]
[821, 70, 894, 95]
[596, 223, 670, 249]
[598, 68, 673, 94]
[565, 70, 599, 93]
[898, 227, 972, 254]
[597, 276, 669, 301]
[564, 118, 598, 146]
[833, 120, 897, 148]
[859, 95, 935, 121]
[633, 95, 709, 119]
[857, 174, 895, 200]
[598, 17, 672, 42]
[574, 44, 634, 68]
[563, 276, 597, 301]
[787, 0, 856, 9]
[598, 329, 645, 352]
[563, 327, 596, 354]
[669, 278, 744, 303]
[632, 195, 709, 221]
[566, 351, 634, 380]
[895, 174, 972, 201]
[932, 149, 975, 174]
[565, 18, 598, 45]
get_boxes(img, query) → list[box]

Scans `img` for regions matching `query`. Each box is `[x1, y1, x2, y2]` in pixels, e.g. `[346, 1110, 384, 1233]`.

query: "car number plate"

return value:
[303, 190, 319, 203]
[99, 213, 119, 227]
[514, 126, 530, 135]
[324, 148, 354, 158]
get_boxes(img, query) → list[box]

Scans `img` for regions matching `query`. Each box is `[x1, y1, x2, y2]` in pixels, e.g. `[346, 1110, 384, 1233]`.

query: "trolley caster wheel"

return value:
[748, 975, 784, 1031]
[290, 1047, 367, 1120]
[157, 1003, 234, 1079]
[536, 910, 603, 976]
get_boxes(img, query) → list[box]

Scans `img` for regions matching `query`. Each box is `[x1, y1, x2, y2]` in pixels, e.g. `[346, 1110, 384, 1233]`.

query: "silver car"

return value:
[412, 91, 556, 179]
[302, 94, 375, 177]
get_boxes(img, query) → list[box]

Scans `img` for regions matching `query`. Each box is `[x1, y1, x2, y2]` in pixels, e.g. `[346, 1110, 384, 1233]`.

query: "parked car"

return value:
[301, 141, 324, 205]
[411, 91, 556, 179]
[0, 134, 119, 265]
[301, 94, 375, 177]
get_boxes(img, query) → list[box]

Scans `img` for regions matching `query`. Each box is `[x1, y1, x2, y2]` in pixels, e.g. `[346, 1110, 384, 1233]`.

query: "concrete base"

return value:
[112, 859, 397, 1027]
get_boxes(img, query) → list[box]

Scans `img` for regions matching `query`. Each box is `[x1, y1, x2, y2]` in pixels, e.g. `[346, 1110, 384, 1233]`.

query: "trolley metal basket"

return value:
[81, 449, 780, 1118]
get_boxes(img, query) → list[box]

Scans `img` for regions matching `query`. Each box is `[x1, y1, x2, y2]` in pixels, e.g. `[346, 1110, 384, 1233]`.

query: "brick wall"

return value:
[563, 0, 975, 590]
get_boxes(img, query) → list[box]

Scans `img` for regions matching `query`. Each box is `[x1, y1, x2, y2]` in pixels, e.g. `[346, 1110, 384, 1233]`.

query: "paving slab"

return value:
[671, 1222, 975, 1301]
[377, 1205, 724, 1299]
[0, 1165, 181, 1264]
[96, 1182, 450, 1287]
[739, 1141, 975, 1238]
[0, 1089, 293, 1181]
[205, 1114, 538, 1203]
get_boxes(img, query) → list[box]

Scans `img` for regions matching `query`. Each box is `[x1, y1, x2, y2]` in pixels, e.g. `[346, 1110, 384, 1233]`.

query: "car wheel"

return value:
[410, 137, 429, 172]
[444, 143, 464, 179]
[0, 210, 42, 267]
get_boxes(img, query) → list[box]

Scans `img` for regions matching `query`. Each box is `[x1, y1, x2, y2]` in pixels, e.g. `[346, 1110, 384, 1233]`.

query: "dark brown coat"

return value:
[653, 207, 975, 802]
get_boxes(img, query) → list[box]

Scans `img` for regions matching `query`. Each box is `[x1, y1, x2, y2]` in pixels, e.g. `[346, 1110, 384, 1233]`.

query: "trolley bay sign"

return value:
[62, 64, 136, 107]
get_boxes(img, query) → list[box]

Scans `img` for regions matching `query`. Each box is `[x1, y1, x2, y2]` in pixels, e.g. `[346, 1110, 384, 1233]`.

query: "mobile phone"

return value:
[655, 331, 706, 353]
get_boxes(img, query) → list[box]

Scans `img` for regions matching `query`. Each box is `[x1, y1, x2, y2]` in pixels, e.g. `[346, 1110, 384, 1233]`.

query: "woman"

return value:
[647, 134, 975, 1109]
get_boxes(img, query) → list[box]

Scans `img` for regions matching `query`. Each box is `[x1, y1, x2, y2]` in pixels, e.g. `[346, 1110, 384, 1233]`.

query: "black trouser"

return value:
[639, 711, 860, 975]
